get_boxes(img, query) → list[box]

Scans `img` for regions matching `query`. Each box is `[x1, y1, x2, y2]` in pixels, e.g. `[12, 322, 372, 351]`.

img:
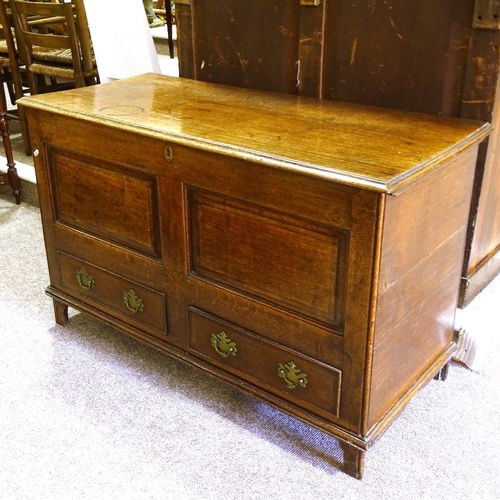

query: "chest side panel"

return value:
[369, 145, 479, 432]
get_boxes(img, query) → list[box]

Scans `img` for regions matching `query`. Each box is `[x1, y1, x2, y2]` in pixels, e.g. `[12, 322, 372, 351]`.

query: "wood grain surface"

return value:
[20, 74, 491, 193]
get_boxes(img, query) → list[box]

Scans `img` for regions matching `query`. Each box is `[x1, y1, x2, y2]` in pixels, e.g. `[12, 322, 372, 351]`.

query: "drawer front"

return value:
[58, 252, 167, 335]
[187, 307, 342, 419]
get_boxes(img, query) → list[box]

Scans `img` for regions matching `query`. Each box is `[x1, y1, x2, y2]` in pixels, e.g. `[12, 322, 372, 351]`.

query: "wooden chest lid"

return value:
[19, 73, 491, 193]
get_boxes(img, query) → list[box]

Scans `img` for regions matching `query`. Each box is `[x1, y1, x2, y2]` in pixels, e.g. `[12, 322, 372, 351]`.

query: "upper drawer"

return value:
[187, 306, 342, 420]
[58, 252, 167, 336]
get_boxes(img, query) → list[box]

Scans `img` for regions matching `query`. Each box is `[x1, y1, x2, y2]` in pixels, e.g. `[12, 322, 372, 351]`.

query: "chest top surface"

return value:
[19, 73, 490, 193]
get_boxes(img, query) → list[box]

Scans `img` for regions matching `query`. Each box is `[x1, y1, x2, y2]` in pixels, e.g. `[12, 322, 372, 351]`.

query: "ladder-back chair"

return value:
[9, 0, 98, 95]
[0, 0, 31, 155]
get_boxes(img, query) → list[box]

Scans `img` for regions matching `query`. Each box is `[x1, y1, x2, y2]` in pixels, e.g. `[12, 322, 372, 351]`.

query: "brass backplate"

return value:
[473, 0, 500, 29]
[300, 0, 321, 6]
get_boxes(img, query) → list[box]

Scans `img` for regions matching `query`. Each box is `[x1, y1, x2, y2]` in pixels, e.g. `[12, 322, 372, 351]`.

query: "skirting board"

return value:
[0, 157, 36, 184]
[453, 272, 498, 371]
[459, 250, 500, 308]
[453, 324, 485, 371]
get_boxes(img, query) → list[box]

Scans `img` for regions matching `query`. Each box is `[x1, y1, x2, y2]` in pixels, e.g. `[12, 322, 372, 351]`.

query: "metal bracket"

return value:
[473, 0, 500, 29]
[300, 0, 321, 6]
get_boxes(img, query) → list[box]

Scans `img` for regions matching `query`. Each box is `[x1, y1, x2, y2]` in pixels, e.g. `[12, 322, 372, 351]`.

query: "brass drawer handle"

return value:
[278, 361, 308, 389]
[211, 331, 237, 358]
[76, 267, 94, 290]
[123, 289, 144, 313]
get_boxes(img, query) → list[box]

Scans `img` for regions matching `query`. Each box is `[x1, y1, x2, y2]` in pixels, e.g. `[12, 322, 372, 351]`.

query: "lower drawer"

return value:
[187, 307, 342, 418]
[58, 252, 167, 335]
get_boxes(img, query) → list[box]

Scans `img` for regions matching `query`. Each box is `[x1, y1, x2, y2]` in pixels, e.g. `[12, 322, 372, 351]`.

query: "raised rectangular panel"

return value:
[48, 147, 161, 258]
[188, 188, 349, 330]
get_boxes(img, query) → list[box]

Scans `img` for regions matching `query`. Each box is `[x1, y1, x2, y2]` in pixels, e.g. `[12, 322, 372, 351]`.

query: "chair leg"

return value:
[17, 105, 32, 156]
[0, 85, 21, 204]
[165, 3, 174, 58]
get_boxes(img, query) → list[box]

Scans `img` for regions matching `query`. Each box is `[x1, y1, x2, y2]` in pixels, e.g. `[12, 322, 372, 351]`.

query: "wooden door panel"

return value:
[191, 0, 300, 93]
[322, 0, 475, 114]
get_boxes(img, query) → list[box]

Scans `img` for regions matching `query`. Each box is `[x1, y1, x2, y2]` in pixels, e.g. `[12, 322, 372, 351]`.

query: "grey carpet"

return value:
[1, 185, 499, 499]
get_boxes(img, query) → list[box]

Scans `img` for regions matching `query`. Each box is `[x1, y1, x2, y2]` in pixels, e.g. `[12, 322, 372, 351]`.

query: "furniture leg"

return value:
[151, 0, 174, 57]
[53, 299, 69, 326]
[165, 2, 174, 58]
[434, 362, 450, 381]
[0, 68, 21, 204]
[16, 106, 32, 156]
[339, 440, 365, 479]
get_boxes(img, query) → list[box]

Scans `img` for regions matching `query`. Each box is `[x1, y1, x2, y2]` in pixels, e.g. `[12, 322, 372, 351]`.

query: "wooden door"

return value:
[176, 0, 300, 93]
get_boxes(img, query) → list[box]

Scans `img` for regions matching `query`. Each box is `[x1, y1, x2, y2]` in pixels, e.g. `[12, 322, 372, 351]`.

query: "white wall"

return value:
[83, 0, 161, 83]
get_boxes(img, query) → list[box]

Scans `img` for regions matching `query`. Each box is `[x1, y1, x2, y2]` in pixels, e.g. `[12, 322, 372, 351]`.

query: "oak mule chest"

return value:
[20, 74, 490, 478]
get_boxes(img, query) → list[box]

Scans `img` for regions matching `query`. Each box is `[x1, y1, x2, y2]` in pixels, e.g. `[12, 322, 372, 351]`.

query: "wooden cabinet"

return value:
[175, 0, 500, 307]
[19, 74, 490, 478]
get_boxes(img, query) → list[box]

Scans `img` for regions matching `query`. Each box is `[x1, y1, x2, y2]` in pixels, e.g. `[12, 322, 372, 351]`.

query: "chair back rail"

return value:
[0, 0, 25, 101]
[9, 0, 98, 92]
